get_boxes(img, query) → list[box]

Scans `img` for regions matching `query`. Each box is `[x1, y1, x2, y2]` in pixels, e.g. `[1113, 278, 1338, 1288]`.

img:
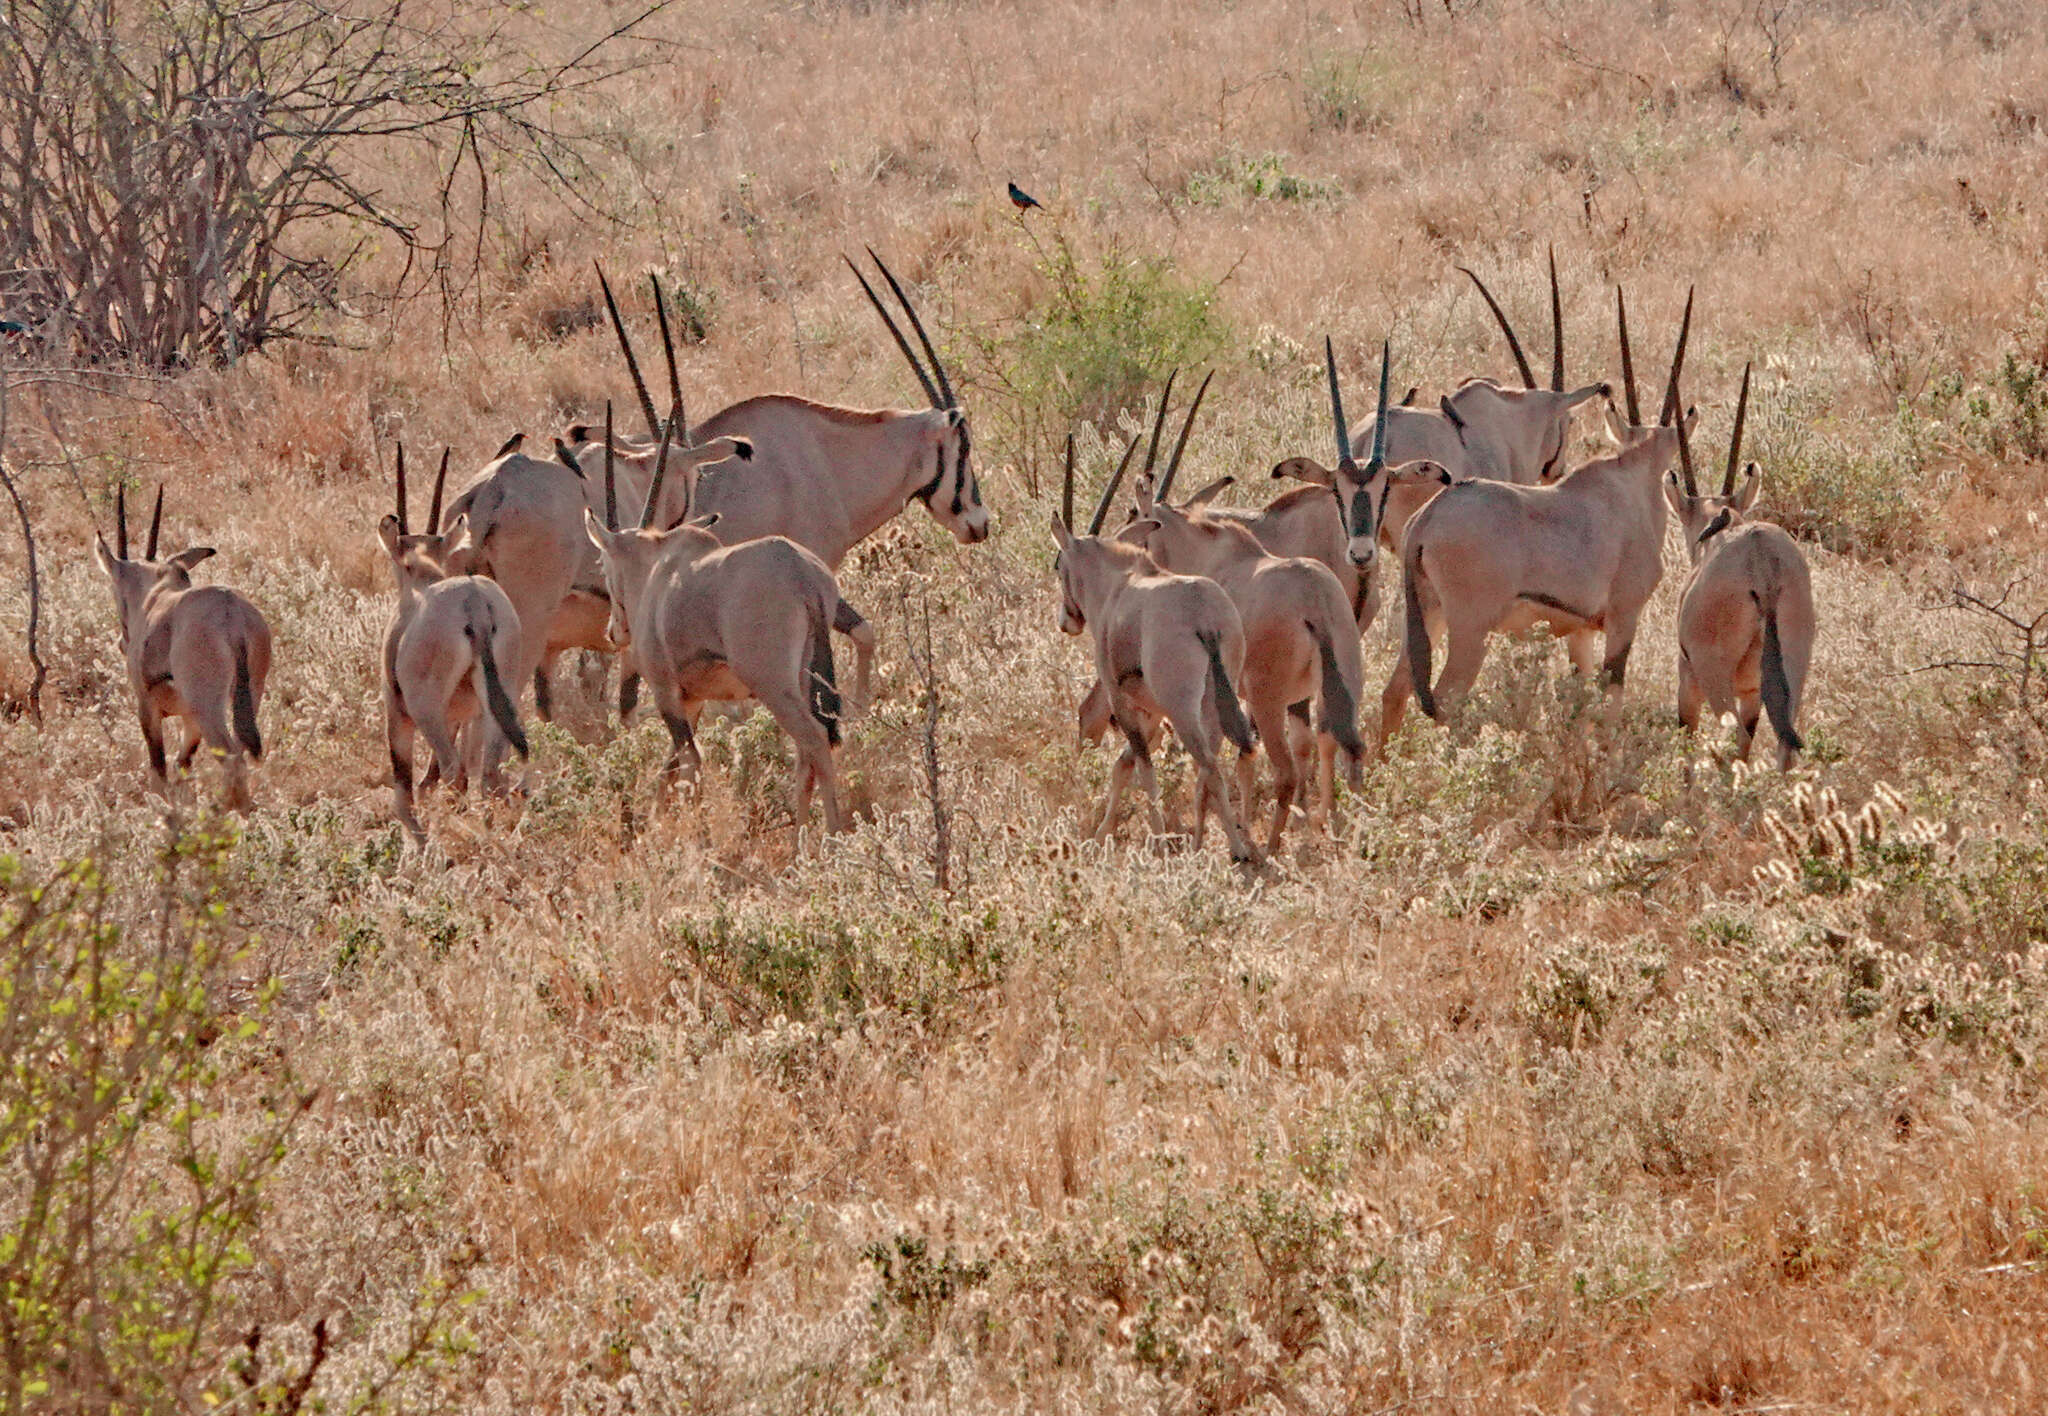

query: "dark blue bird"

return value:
[0, 320, 25, 336]
[1007, 181, 1041, 212]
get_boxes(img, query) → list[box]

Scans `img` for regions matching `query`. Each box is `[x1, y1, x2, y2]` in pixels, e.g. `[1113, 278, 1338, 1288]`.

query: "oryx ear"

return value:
[1734, 462, 1763, 513]
[94, 537, 117, 576]
[1049, 509, 1073, 547]
[1183, 475, 1234, 508]
[377, 514, 405, 559]
[167, 547, 216, 571]
[1271, 457, 1332, 487]
[687, 512, 721, 530]
[728, 437, 753, 462]
[584, 507, 611, 551]
[1116, 518, 1160, 544]
[1662, 469, 1686, 514]
[441, 511, 469, 543]
[1604, 401, 1628, 445]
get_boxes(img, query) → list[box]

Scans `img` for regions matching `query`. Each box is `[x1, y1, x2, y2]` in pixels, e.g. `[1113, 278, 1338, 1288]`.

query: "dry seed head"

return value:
[1827, 812, 1858, 869]
[1818, 786, 1841, 818]
[1794, 781, 1817, 825]
[1762, 811, 1798, 856]
[1874, 781, 1906, 817]
[1856, 802, 1886, 845]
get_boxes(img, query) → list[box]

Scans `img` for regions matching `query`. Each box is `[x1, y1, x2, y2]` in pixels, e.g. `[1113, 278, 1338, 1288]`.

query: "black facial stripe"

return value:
[1349, 488, 1375, 540]
[1376, 476, 1394, 534]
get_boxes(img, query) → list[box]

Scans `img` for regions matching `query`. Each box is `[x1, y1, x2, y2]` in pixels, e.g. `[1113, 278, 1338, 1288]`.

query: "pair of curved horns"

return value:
[845, 246, 956, 411]
[1153, 370, 1214, 504]
[596, 263, 687, 447]
[393, 444, 451, 536]
[1612, 283, 1697, 491]
[1460, 245, 1564, 392]
[114, 483, 163, 560]
[640, 400, 685, 530]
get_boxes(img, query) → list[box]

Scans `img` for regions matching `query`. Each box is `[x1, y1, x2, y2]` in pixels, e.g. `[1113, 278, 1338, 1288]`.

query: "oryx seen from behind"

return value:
[1053, 436, 1258, 863]
[1666, 363, 1816, 769]
[376, 445, 531, 843]
[1272, 252, 1608, 558]
[1383, 286, 1701, 746]
[94, 486, 273, 810]
[583, 414, 849, 835]
[1122, 447, 1367, 851]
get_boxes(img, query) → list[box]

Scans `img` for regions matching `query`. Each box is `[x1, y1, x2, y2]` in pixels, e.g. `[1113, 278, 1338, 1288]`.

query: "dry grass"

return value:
[4, 0, 2048, 1410]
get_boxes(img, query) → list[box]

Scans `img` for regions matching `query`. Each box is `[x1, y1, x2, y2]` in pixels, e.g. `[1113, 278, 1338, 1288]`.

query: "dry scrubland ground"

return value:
[5, 0, 2048, 1410]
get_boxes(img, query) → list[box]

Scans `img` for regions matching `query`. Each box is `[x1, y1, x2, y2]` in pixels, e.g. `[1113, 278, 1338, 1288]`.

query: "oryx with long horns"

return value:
[583, 403, 851, 835]
[1382, 286, 1703, 745]
[1665, 362, 1816, 769]
[1053, 431, 1259, 863]
[1272, 250, 1610, 557]
[94, 485, 273, 810]
[1119, 385, 1368, 850]
[376, 444, 530, 843]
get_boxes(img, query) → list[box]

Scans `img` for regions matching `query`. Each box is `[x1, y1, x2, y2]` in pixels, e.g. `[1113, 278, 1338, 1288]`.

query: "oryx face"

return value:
[912, 407, 988, 545]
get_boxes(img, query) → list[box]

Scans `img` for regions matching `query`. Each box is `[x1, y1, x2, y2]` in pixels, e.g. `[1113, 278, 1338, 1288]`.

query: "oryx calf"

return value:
[1665, 364, 1816, 769]
[583, 431, 848, 834]
[1385, 287, 1700, 744]
[94, 487, 272, 810]
[1054, 440, 1258, 863]
[376, 446, 531, 843]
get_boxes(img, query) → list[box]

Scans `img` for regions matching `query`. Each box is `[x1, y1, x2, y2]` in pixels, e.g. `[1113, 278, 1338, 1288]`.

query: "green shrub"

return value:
[1184, 152, 1340, 207]
[1301, 50, 1403, 134]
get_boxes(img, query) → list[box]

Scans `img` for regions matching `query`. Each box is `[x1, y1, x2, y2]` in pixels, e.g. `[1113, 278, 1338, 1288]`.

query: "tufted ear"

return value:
[166, 547, 216, 572]
[1662, 468, 1686, 516]
[1734, 461, 1763, 513]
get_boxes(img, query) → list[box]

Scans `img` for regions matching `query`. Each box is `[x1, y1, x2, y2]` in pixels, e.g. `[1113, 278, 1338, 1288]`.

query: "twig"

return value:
[0, 373, 46, 721]
[900, 587, 952, 895]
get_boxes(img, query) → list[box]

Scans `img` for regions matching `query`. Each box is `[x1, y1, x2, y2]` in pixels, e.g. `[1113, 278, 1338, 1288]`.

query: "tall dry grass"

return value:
[3, 0, 2048, 1410]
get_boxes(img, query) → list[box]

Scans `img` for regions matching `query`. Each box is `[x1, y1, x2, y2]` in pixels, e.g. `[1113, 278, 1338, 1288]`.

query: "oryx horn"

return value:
[596, 261, 662, 443]
[1548, 245, 1565, 393]
[116, 483, 128, 558]
[640, 401, 682, 530]
[394, 442, 409, 534]
[1662, 286, 1697, 496]
[1615, 287, 1641, 427]
[1722, 360, 1752, 497]
[1156, 370, 1214, 502]
[1088, 431, 1144, 536]
[428, 449, 449, 534]
[1142, 369, 1178, 479]
[865, 246, 956, 409]
[1324, 337, 1351, 468]
[146, 484, 164, 560]
[843, 254, 940, 408]
[1459, 264, 1537, 389]
[604, 400, 618, 531]
[1061, 433, 1076, 531]
[1369, 340, 1391, 472]
[651, 274, 685, 431]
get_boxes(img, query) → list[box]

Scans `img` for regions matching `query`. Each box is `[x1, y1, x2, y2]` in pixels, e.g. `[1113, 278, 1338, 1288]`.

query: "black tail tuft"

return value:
[807, 598, 842, 747]
[1756, 589, 1804, 755]
[471, 621, 530, 759]
[1404, 537, 1437, 720]
[232, 643, 263, 760]
[1310, 618, 1364, 761]
[1198, 630, 1257, 754]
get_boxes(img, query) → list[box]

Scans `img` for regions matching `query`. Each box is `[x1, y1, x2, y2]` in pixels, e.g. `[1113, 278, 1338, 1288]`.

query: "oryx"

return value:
[376, 446, 530, 843]
[1382, 286, 1701, 745]
[1665, 363, 1816, 769]
[1272, 251, 1609, 558]
[1053, 436, 1258, 863]
[583, 410, 849, 834]
[94, 486, 272, 810]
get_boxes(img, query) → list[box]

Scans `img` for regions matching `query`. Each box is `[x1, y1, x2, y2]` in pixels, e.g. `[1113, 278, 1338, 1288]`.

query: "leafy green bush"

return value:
[1301, 49, 1404, 134]
[1747, 374, 1923, 558]
[1184, 152, 1340, 207]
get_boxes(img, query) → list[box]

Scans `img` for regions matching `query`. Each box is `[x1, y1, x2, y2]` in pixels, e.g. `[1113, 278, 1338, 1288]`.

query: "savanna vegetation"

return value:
[2, 0, 2047, 1409]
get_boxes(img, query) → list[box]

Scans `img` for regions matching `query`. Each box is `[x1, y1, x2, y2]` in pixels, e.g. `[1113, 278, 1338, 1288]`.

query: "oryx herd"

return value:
[91, 249, 1817, 861]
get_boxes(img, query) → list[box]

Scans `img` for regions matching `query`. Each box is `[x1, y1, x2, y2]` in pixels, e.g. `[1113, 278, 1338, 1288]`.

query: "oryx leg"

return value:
[1732, 643, 1766, 764]
[387, 695, 426, 844]
[532, 665, 554, 723]
[757, 682, 845, 834]
[1378, 602, 1444, 752]
[1428, 624, 1495, 723]
[1161, 678, 1254, 863]
[1566, 628, 1601, 677]
[176, 719, 204, 772]
[1773, 594, 1815, 772]
[1093, 732, 1145, 843]
[1677, 653, 1707, 735]
[1076, 678, 1114, 745]
[653, 682, 703, 793]
[1598, 610, 1643, 695]
[833, 598, 876, 718]
[1251, 698, 1300, 853]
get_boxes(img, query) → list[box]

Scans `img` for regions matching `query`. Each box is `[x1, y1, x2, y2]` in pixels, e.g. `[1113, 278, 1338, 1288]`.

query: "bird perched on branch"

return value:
[1007, 181, 1041, 213]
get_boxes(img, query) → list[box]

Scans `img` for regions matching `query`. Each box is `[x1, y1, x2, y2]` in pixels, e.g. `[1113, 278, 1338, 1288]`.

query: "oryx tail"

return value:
[1198, 630, 1257, 754]
[1404, 533, 1437, 721]
[1309, 617, 1364, 761]
[470, 620, 531, 759]
[232, 643, 263, 760]
[1757, 586, 1803, 755]
[806, 596, 842, 747]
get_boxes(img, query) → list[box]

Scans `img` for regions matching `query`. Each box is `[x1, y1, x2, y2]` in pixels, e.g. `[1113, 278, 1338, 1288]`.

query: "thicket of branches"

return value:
[0, 0, 660, 368]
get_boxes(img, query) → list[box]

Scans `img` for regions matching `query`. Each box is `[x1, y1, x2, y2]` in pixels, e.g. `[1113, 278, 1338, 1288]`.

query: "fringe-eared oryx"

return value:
[583, 414, 850, 835]
[94, 486, 273, 810]
[1122, 460, 1367, 851]
[1666, 363, 1816, 769]
[376, 445, 530, 843]
[1273, 253, 1608, 556]
[1053, 436, 1258, 863]
[1382, 286, 1701, 746]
